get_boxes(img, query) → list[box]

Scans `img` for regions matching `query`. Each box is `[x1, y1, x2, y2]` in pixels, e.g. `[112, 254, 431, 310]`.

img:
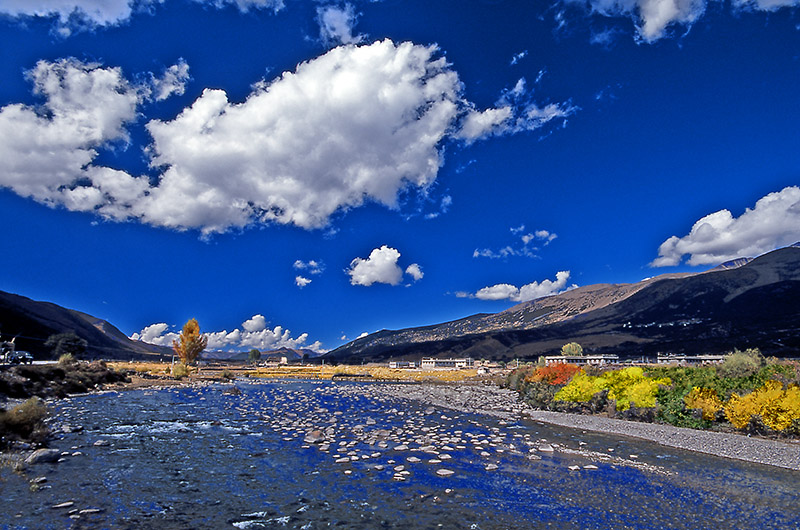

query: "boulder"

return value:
[25, 449, 61, 465]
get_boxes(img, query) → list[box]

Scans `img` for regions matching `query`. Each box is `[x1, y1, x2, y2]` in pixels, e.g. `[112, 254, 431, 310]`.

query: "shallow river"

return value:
[1, 380, 799, 529]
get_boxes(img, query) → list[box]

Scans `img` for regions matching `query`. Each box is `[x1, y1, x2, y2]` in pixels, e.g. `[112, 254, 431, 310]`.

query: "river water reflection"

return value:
[1, 380, 798, 529]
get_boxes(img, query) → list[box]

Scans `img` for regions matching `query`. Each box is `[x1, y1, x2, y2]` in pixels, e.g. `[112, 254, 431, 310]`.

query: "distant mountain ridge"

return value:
[325, 245, 800, 362]
[0, 290, 169, 360]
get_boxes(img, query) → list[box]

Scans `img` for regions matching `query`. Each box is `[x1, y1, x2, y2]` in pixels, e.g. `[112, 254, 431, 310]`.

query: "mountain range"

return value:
[0, 290, 170, 360]
[1, 245, 797, 362]
[324, 245, 800, 363]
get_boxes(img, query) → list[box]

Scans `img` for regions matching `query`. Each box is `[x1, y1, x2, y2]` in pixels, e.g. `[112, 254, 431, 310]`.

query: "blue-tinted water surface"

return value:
[1, 380, 798, 529]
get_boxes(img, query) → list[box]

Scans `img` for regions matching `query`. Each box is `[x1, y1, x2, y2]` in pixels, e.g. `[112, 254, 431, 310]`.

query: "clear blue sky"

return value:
[0, 1, 798, 352]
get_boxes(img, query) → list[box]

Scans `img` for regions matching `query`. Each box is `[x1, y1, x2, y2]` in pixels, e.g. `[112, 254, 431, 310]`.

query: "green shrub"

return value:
[717, 348, 765, 379]
[171, 363, 189, 379]
[58, 353, 76, 365]
[0, 398, 49, 448]
[560, 342, 583, 356]
[221, 369, 235, 380]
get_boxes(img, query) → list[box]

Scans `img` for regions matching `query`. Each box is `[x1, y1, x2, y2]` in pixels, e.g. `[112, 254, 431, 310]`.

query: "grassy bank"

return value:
[504, 350, 800, 437]
[108, 362, 481, 383]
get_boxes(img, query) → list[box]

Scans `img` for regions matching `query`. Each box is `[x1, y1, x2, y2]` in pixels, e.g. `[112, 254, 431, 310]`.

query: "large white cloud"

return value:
[651, 186, 800, 267]
[569, 0, 800, 42]
[142, 40, 465, 233]
[0, 58, 149, 219]
[0, 41, 570, 234]
[130, 314, 324, 352]
[466, 271, 575, 303]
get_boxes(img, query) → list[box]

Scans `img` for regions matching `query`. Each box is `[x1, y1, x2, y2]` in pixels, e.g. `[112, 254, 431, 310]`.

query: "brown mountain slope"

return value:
[0, 290, 168, 360]
[326, 246, 800, 362]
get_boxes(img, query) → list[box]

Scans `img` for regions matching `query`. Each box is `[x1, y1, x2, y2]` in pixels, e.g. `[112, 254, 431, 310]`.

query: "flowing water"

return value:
[1, 380, 798, 529]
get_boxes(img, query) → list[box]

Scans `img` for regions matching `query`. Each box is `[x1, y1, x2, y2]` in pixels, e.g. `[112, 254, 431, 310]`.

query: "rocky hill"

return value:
[0, 290, 168, 361]
[325, 246, 800, 363]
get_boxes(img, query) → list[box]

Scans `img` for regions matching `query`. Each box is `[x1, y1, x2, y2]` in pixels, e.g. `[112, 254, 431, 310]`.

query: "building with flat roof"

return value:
[544, 355, 619, 366]
[420, 357, 474, 369]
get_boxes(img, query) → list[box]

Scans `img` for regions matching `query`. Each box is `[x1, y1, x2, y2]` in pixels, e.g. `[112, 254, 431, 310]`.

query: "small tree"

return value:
[172, 318, 207, 366]
[45, 332, 88, 359]
[561, 342, 583, 357]
[248, 348, 261, 365]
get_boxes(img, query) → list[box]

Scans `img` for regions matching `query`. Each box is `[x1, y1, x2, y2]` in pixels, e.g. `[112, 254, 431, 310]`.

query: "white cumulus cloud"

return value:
[347, 245, 405, 286]
[0, 41, 571, 235]
[0, 58, 147, 218]
[129, 322, 177, 345]
[242, 314, 267, 332]
[295, 275, 312, 288]
[131, 314, 324, 352]
[468, 271, 575, 303]
[651, 186, 800, 267]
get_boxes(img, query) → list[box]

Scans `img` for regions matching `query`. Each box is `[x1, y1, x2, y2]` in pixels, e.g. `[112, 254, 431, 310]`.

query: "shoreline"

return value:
[365, 380, 800, 471]
[7, 372, 800, 471]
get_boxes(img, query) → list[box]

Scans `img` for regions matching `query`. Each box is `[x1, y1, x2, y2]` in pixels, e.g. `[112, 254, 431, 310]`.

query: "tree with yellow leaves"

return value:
[172, 318, 208, 366]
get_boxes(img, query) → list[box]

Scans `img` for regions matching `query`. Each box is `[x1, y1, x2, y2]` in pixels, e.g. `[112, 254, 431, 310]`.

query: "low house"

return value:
[657, 354, 725, 365]
[263, 356, 289, 367]
[544, 354, 619, 366]
[389, 360, 417, 369]
[420, 357, 474, 369]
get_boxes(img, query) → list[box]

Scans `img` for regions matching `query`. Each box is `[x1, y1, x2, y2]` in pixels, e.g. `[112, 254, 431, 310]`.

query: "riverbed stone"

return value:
[25, 449, 61, 465]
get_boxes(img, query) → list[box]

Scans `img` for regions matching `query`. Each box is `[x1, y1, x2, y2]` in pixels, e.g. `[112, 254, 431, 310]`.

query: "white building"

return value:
[389, 360, 417, 369]
[544, 355, 619, 366]
[657, 354, 724, 365]
[420, 357, 474, 369]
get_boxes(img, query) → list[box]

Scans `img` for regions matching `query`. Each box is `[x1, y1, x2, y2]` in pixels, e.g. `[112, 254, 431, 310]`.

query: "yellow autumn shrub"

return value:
[684, 387, 723, 421]
[554, 367, 670, 411]
[724, 381, 800, 431]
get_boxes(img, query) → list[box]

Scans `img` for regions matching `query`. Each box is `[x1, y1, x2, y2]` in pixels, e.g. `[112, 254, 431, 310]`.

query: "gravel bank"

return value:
[373, 381, 800, 471]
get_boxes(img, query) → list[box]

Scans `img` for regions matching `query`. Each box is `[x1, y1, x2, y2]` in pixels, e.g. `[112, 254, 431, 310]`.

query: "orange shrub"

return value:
[527, 363, 581, 385]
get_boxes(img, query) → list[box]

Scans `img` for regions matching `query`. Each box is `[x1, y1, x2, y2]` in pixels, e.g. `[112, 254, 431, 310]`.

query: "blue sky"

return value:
[0, 0, 799, 353]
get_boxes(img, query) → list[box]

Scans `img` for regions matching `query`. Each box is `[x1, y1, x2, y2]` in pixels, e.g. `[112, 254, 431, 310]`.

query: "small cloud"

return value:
[347, 245, 423, 286]
[425, 195, 453, 220]
[151, 59, 190, 102]
[317, 3, 363, 46]
[294, 259, 324, 275]
[347, 245, 404, 286]
[474, 226, 558, 259]
[405, 263, 424, 281]
[510, 50, 528, 66]
[242, 314, 267, 332]
[296, 275, 312, 288]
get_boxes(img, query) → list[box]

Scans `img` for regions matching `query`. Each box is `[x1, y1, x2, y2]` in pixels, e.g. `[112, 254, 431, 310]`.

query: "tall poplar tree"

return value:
[172, 318, 207, 366]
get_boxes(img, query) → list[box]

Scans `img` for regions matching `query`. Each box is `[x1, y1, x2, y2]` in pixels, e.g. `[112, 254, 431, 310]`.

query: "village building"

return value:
[657, 353, 725, 365]
[420, 357, 474, 369]
[544, 354, 619, 366]
[388, 360, 417, 369]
